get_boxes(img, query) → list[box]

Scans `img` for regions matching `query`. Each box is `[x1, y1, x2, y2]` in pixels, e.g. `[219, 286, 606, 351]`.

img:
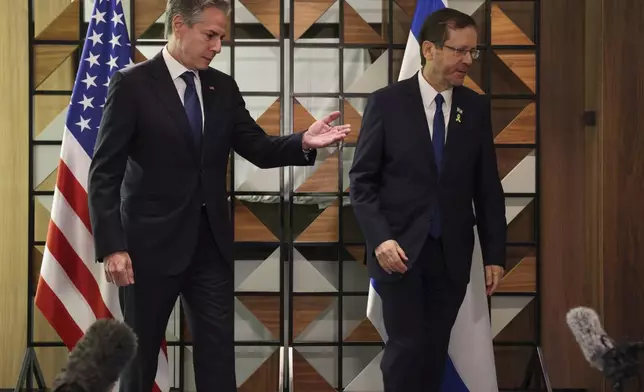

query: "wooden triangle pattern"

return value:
[295, 200, 339, 242]
[293, 296, 335, 339]
[464, 75, 484, 94]
[344, 100, 362, 143]
[32, 246, 45, 288]
[496, 147, 532, 180]
[496, 52, 536, 93]
[293, 99, 317, 133]
[134, 48, 148, 64]
[34, 94, 71, 137]
[36, 168, 58, 192]
[234, 200, 279, 242]
[35, 45, 78, 88]
[345, 245, 365, 263]
[294, 0, 336, 40]
[495, 103, 536, 144]
[255, 99, 281, 136]
[491, 4, 534, 46]
[134, 0, 166, 39]
[34, 199, 52, 243]
[292, 349, 336, 392]
[394, 0, 416, 17]
[237, 295, 281, 339]
[344, 318, 382, 342]
[497, 254, 536, 293]
[239, 0, 281, 38]
[296, 151, 339, 193]
[238, 349, 281, 392]
[36, 54, 75, 91]
[493, 298, 535, 342]
[343, 1, 385, 44]
[36, 0, 80, 40]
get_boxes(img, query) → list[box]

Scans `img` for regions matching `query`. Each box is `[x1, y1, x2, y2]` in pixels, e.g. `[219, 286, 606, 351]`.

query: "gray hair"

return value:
[164, 0, 231, 38]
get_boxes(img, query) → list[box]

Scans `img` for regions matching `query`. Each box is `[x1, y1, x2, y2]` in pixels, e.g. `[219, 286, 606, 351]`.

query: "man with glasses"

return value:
[349, 7, 506, 392]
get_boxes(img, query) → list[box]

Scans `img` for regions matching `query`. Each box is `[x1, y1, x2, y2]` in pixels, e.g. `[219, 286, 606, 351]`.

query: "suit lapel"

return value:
[404, 73, 439, 179]
[147, 52, 199, 164]
[442, 86, 469, 172]
[197, 69, 224, 164]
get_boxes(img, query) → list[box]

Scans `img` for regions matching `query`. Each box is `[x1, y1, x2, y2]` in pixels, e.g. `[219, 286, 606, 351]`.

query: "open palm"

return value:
[302, 111, 352, 149]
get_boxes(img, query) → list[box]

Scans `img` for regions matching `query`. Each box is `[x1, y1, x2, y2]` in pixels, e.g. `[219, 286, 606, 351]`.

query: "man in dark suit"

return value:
[349, 8, 506, 392]
[87, 1, 350, 391]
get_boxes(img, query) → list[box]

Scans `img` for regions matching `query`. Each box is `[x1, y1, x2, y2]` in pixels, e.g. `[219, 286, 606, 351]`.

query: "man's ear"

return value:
[421, 41, 435, 62]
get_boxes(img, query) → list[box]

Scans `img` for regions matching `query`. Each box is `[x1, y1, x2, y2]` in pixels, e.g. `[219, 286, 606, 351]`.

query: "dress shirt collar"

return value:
[418, 70, 453, 110]
[162, 45, 198, 81]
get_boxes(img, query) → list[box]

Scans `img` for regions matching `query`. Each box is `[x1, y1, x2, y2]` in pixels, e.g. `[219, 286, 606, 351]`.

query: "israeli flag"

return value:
[366, 1, 500, 391]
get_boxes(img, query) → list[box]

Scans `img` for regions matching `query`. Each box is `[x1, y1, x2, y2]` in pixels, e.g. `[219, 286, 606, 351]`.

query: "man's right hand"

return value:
[104, 251, 134, 286]
[374, 240, 408, 274]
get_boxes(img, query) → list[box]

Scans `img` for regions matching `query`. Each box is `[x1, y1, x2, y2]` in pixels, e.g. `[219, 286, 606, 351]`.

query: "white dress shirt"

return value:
[162, 46, 205, 133]
[417, 71, 453, 142]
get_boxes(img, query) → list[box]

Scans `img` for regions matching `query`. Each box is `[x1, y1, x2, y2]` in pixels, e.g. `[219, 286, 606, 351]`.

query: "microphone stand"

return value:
[602, 338, 644, 392]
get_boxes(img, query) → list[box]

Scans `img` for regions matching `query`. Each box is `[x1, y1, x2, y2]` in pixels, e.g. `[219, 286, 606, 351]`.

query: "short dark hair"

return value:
[418, 8, 477, 66]
[164, 0, 231, 38]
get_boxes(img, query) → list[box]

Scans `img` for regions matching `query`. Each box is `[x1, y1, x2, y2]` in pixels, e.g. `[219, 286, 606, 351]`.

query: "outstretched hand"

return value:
[302, 111, 351, 149]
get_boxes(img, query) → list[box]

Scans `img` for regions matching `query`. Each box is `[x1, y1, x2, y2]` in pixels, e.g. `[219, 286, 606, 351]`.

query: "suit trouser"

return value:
[118, 207, 235, 392]
[377, 234, 467, 392]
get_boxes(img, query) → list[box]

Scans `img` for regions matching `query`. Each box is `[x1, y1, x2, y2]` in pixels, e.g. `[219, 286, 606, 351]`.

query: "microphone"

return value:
[51, 318, 138, 392]
[566, 306, 644, 392]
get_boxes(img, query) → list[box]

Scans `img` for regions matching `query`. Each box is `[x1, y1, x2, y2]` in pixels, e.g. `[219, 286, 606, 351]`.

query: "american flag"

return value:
[34, 0, 169, 390]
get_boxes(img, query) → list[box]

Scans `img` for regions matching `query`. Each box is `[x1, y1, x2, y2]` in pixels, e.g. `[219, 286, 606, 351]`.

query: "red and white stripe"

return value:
[35, 127, 170, 391]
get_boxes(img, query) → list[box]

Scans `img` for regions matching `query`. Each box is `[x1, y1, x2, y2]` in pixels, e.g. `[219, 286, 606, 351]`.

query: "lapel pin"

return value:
[456, 107, 463, 123]
[209, 86, 215, 90]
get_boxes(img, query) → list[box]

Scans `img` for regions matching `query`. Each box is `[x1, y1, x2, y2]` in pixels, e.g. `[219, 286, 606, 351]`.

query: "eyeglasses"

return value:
[441, 44, 480, 60]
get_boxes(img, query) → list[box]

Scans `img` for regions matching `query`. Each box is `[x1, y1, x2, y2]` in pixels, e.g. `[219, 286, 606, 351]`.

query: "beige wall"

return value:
[0, 0, 29, 387]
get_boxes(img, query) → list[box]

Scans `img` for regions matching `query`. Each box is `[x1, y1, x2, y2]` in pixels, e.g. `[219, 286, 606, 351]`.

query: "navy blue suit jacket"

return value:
[349, 72, 506, 284]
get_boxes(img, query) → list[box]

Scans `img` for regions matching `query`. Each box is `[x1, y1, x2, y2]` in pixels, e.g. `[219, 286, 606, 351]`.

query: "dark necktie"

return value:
[180, 71, 202, 149]
[430, 93, 445, 238]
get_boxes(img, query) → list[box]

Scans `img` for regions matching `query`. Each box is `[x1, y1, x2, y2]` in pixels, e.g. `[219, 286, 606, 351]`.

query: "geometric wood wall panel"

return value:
[343, 100, 362, 143]
[134, 0, 166, 38]
[292, 349, 336, 392]
[497, 52, 536, 93]
[34, 0, 79, 39]
[237, 349, 280, 392]
[496, 148, 533, 180]
[239, 0, 281, 38]
[507, 199, 535, 242]
[491, 4, 533, 46]
[344, 318, 381, 342]
[495, 102, 536, 144]
[234, 200, 279, 242]
[36, 0, 79, 40]
[343, 1, 385, 44]
[293, 297, 335, 339]
[237, 296, 281, 339]
[295, 201, 339, 243]
[255, 99, 281, 136]
[496, 254, 536, 293]
[34, 45, 78, 88]
[296, 152, 339, 193]
[293, 0, 336, 40]
[493, 299, 536, 342]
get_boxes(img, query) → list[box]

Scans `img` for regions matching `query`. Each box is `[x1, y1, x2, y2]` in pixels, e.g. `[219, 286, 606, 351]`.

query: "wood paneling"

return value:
[540, 0, 600, 389]
[0, 1, 28, 387]
[295, 201, 339, 243]
[296, 152, 339, 193]
[234, 200, 279, 242]
[601, 1, 644, 391]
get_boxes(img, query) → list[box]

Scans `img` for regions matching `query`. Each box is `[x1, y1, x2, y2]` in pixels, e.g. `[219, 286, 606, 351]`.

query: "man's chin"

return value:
[448, 75, 467, 86]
